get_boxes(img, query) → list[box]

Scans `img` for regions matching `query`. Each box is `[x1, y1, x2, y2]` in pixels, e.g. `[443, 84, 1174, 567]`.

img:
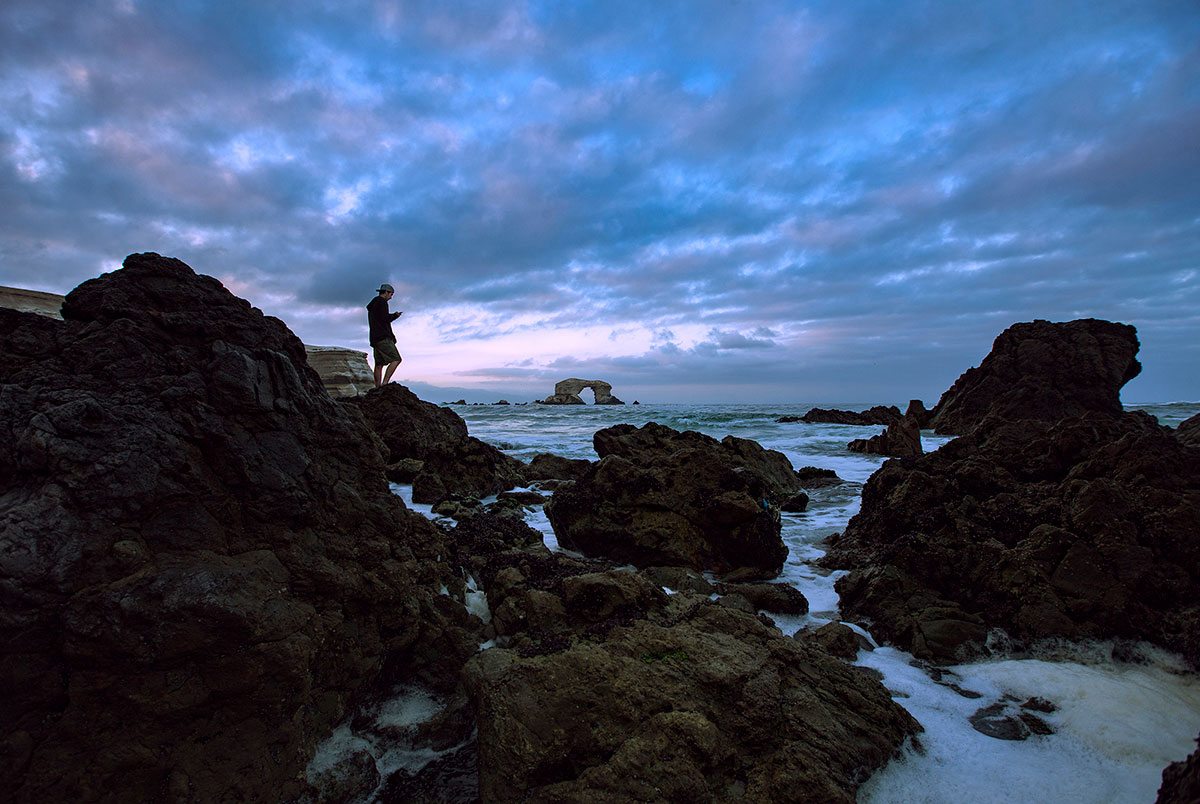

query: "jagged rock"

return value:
[847, 415, 923, 457]
[522, 452, 593, 483]
[0, 253, 478, 801]
[1177, 414, 1200, 448]
[545, 423, 789, 574]
[905, 399, 933, 428]
[348, 384, 523, 504]
[303, 345, 374, 397]
[824, 319, 1200, 667]
[539, 377, 625, 405]
[1158, 734, 1200, 804]
[463, 600, 920, 802]
[779, 405, 902, 425]
[929, 318, 1140, 435]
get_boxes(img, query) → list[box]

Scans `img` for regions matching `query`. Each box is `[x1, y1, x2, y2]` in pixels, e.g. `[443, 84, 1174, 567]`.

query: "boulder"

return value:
[348, 384, 523, 504]
[779, 405, 902, 425]
[463, 600, 919, 802]
[0, 253, 477, 801]
[522, 452, 593, 483]
[796, 466, 843, 487]
[545, 424, 789, 574]
[928, 318, 1140, 435]
[824, 320, 1200, 667]
[847, 415, 923, 457]
[717, 582, 809, 615]
[794, 622, 869, 660]
[593, 422, 807, 504]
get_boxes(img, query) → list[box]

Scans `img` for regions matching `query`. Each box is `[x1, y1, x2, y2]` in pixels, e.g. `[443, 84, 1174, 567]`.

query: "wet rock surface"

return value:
[463, 567, 919, 802]
[349, 384, 523, 504]
[545, 422, 792, 574]
[0, 253, 477, 802]
[824, 319, 1200, 667]
[1157, 734, 1200, 804]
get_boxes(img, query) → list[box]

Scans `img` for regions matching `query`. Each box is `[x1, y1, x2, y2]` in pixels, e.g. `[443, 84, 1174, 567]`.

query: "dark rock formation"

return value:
[539, 377, 624, 405]
[824, 319, 1200, 666]
[795, 622, 870, 660]
[348, 384, 523, 504]
[905, 399, 933, 428]
[928, 318, 1140, 435]
[0, 253, 478, 801]
[521, 452, 593, 484]
[779, 405, 902, 425]
[717, 582, 809, 615]
[847, 415, 923, 457]
[1177, 413, 1200, 449]
[796, 466, 843, 487]
[545, 423, 795, 574]
[1158, 735, 1200, 804]
[593, 422, 807, 504]
[463, 569, 919, 802]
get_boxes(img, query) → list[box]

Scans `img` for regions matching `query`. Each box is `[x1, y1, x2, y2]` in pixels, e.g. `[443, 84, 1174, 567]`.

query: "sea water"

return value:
[405, 400, 1200, 802]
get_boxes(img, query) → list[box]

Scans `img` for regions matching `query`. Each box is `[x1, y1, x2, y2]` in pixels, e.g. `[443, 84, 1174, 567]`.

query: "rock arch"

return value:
[539, 378, 625, 405]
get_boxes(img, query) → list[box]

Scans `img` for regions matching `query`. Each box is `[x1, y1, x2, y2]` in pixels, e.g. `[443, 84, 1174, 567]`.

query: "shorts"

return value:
[372, 339, 402, 365]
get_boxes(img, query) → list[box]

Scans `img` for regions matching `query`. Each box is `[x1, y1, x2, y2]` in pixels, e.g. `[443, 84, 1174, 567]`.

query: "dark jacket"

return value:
[367, 296, 397, 343]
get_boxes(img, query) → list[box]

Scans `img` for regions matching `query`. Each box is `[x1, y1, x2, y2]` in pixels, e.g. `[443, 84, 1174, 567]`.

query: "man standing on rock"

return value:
[367, 283, 403, 387]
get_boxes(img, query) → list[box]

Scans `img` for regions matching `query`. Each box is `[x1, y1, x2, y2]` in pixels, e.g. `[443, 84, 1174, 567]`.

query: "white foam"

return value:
[372, 685, 443, 731]
[857, 648, 1200, 804]
[464, 573, 492, 624]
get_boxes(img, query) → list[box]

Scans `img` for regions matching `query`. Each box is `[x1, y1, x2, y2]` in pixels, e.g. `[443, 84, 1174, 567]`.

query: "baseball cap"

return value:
[377, 283, 394, 293]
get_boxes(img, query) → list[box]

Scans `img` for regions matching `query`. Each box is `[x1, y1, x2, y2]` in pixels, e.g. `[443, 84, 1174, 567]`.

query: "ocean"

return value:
[383, 400, 1200, 802]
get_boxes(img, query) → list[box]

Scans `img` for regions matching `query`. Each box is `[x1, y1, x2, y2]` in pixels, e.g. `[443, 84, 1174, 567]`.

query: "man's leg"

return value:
[373, 361, 384, 388]
[382, 359, 401, 384]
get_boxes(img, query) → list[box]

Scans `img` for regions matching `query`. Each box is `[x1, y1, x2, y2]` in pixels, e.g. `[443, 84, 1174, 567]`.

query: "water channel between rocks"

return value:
[350, 402, 1200, 802]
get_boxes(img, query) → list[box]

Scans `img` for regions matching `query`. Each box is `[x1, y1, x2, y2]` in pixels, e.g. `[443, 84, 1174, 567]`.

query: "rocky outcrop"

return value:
[1, 285, 380, 401]
[545, 423, 798, 574]
[1177, 413, 1200, 448]
[304, 345, 374, 397]
[460, 549, 918, 802]
[824, 319, 1200, 666]
[847, 415, 923, 457]
[1158, 735, 1200, 803]
[779, 405, 902, 425]
[347, 384, 523, 504]
[539, 377, 625, 405]
[928, 318, 1140, 435]
[0, 253, 478, 801]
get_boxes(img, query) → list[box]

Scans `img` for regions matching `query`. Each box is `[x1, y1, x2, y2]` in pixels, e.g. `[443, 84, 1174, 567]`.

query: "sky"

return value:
[1, 1, 1197, 404]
